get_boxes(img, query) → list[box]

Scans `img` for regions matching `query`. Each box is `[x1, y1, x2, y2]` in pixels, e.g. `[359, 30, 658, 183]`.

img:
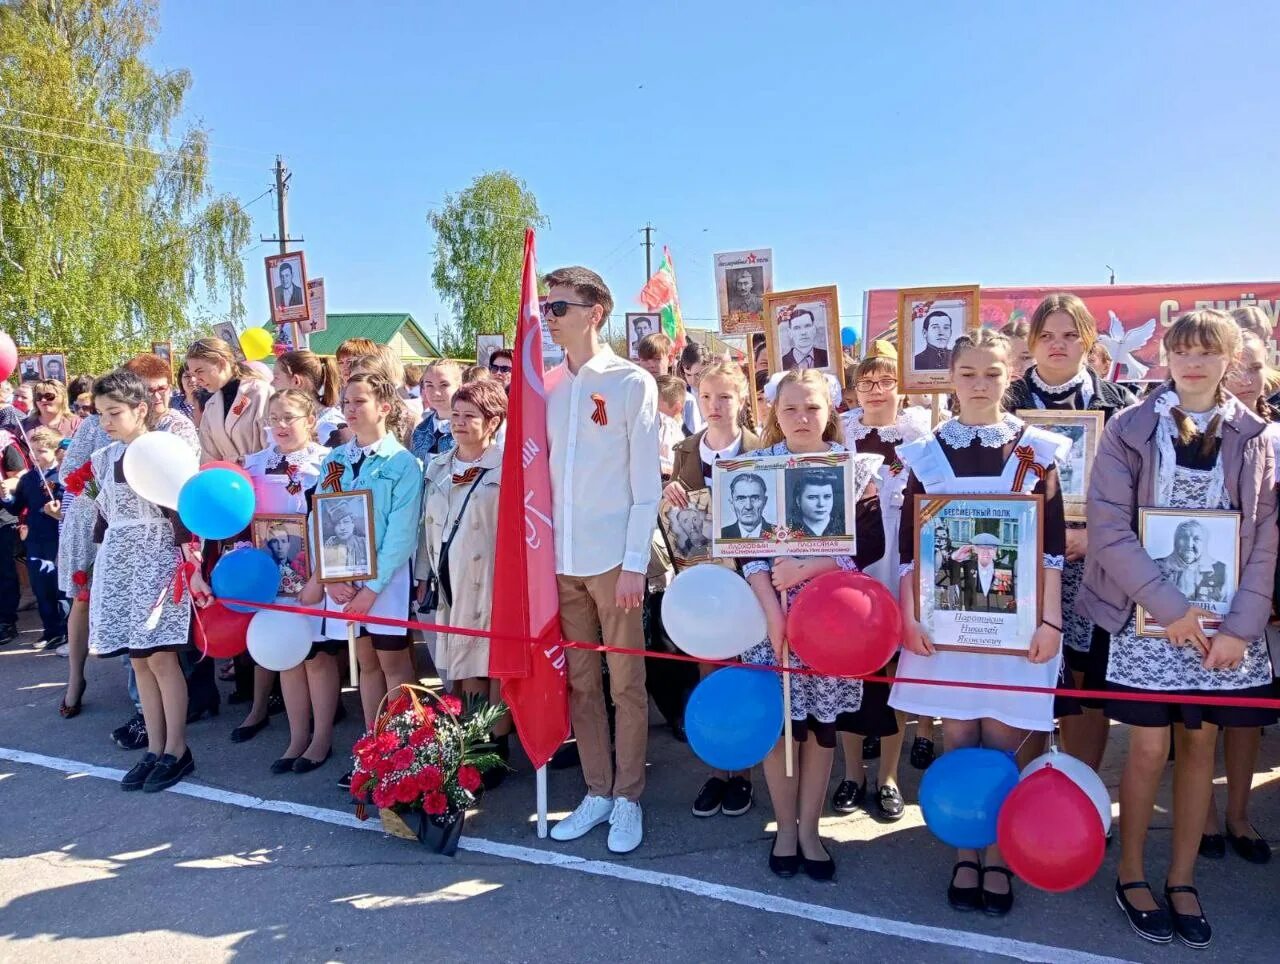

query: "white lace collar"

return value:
[263, 442, 326, 470]
[937, 413, 1024, 449]
[842, 408, 907, 443]
[1152, 389, 1238, 436]
[1029, 367, 1087, 396]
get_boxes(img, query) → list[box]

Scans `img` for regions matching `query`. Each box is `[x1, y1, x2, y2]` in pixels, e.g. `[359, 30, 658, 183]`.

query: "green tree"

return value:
[428, 171, 547, 358]
[0, 0, 252, 374]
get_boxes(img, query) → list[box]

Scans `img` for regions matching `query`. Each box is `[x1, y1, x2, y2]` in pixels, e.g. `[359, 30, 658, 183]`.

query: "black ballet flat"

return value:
[269, 757, 299, 775]
[800, 842, 836, 882]
[947, 860, 983, 912]
[1114, 880, 1173, 944]
[768, 836, 799, 878]
[229, 717, 269, 743]
[981, 866, 1014, 916]
[1164, 884, 1212, 948]
[292, 751, 331, 774]
[1198, 833, 1226, 859]
[1226, 827, 1272, 864]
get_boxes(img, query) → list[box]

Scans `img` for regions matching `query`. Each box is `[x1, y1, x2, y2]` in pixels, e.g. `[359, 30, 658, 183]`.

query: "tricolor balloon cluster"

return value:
[119, 434, 313, 673]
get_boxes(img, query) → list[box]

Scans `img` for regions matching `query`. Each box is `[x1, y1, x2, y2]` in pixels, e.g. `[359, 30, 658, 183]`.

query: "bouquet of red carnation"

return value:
[63, 461, 98, 499]
[350, 684, 504, 853]
[71, 568, 92, 603]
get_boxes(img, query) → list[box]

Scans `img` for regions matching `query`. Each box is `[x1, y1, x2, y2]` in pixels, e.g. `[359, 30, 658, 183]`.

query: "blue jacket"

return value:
[410, 411, 455, 463]
[3, 465, 62, 557]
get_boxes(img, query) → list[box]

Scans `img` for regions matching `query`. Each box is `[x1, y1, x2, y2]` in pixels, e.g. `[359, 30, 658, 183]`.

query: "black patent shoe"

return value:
[1165, 884, 1212, 948]
[143, 747, 194, 792]
[121, 752, 159, 791]
[876, 784, 906, 821]
[981, 866, 1014, 916]
[1198, 833, 1226, 859]
[768, 836, 799, 878]
[910, 736, 936, 770]
[270, 757, 298, 775]
[947, 860, 983, 911]
[1114, 880, 1173, 944]
[1226, 826, 1272, 864]
[862, 735, 881, 760]
[831, 779, 865, 814]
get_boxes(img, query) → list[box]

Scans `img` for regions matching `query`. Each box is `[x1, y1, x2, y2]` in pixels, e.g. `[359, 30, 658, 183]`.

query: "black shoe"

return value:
[831, 779, 865, 814]
[876, 784, 905, 821]
[112, 713, 148, 751]
[230, 717, 269, 743]
[0, 623, 17, 644]
[1198, 833, 1226, 859]
[143, 748, 194, 792]
[1164, 884, 1212, 948]
[910, 737, 936, 770]
[337, 770, 353, 790]
[981, 866, 1014, 916]
[186, 697, 221, 724]
[799, 841, 836, 882]
[1114, 880, 1173, 944]
[293, 751, 331, 774]
[768, 836, 799, 878]
[862, 735, 881, 760]
[947, 860, 983, 911]
[692, 777, 727, 817]
[721, 776, 753, 817]
[1226, 826, 1272, 864]
[549, 741, 580, 770]
[270, 757, 299, 775]
[120, 752, 159, 791]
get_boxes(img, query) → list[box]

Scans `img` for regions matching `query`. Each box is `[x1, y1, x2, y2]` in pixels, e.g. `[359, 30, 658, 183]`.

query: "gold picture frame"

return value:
[896, 285, 981, 393]
[762, 285, 844, 388]
[1136, 508, 1241, 638]
[1015, 410, 1104, 523]
[312, 490, 377, 585]
[250, 513, 310, 598]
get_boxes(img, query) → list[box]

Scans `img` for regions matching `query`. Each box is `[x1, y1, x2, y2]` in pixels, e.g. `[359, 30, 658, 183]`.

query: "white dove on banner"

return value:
[1098, 311, 1157, 380]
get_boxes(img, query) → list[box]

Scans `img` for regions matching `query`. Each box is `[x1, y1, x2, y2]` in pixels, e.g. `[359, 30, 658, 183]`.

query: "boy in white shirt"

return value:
[654, 374, 686, 479]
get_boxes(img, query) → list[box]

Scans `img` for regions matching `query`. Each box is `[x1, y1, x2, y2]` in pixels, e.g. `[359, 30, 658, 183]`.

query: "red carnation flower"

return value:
[422, 791, 448, 816]
[439, 694, 462, 716]
[389, 747, 415, 771]
[374, 731, 398, 753]
[408, 724, 435, 747]
[372, 787, 392, 809]
[387, 693, 411, 716]
[75, 590, 89, 603]
[393, 778, 419, 804]
[457, 765, 482, 793]
[71, 570, 89, 588]
[419, 765, 443, 792]
[63, 462, 94, 497]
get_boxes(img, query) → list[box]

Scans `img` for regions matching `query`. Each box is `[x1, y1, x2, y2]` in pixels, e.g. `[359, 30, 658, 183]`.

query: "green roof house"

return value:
[305, 313, 439, 361]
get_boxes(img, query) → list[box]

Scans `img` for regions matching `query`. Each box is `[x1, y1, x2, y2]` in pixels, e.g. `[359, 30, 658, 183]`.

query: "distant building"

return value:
[305, 313, 440, 361]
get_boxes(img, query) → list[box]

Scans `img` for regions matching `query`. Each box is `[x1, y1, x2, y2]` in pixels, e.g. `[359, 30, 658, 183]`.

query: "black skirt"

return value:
[1058, 626, 1111, 713]
[1105, 681, 1278, 730]
[836, 660, 900, 738]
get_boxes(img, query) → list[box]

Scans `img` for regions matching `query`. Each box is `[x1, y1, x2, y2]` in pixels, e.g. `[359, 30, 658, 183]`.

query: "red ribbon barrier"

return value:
[219, 596, 1280, 711]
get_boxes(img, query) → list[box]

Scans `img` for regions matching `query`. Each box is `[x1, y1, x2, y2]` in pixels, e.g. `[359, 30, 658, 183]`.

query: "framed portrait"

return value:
[896, 285, 981, 393]
[251, 514, 310, 598]
[265, 251, 311, 326]
[762, 285, 843, 387]
[212, 321, 246, 360]
[304, 277, 328, 334]
[658, 488, 735, 572]
[40, 353, 67, 383]
[915, 493, 1043, 655]
[475, 333, 505, 370]
[714, 249, 773, 334]
[151, 341, 173, 371]
[712, 451, 856, 558]
[1136, 509, 1241, 638]
[17, 354, 43, 382]
[312, 490, 377, 584]
[1015, 410, 1103, 522]
[625, 312, 661, 359]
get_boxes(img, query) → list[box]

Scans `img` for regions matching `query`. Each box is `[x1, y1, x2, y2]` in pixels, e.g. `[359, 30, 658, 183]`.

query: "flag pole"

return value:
[536, 765, 548, 838]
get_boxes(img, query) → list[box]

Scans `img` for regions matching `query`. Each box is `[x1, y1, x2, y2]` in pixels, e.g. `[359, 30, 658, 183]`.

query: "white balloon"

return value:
[1021, 748, 1112, 834]
[661, 564, 766, 660]
[246, 610, 313, 672]
[122, 431, 199, 510]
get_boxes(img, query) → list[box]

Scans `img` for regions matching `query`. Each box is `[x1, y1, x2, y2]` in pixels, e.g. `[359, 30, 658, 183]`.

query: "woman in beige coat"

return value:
[185, 337, 273, 465]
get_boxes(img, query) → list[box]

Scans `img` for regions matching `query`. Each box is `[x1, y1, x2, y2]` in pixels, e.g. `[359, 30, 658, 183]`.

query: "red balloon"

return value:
[193, 602, 253, 659]
[786, 570, 901, 676]
[202, 460, 252, 482]
[997, 768, 1105, 893]
[0, 332, 16, 382]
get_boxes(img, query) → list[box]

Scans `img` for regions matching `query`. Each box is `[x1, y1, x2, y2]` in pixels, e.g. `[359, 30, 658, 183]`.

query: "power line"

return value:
[0, 121, 266, 171]
[0, 104, 273, 158]
[0, 140, 200, 175]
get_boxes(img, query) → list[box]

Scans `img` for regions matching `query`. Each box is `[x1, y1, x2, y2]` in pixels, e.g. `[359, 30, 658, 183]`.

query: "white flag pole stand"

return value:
[347, 621, 358, 687]
[536, 766, 549, 838]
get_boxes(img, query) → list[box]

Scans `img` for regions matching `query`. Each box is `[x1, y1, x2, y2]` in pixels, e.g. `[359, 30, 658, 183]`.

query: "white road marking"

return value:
[0, 746, 1134, 964]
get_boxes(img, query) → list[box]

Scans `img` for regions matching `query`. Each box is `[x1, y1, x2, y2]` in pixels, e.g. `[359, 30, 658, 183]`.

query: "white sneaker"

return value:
[55, 642, 70, 657]
[31, 638, 53, 651]
[607, 798, 643, 854]
[549, 794, 613, 842]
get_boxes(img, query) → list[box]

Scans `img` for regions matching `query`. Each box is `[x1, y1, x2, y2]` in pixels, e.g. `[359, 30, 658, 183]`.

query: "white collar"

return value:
[1153, 389, 1238, 436]
[1029, 367, 1087, 395]
[842, 408, 906, 443]
[937, 413, 1023, 449]
[699, 432, 742, 463]
[263, 442, 325, 469]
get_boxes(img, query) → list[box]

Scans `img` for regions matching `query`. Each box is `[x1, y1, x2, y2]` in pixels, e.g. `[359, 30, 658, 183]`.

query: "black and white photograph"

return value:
[265, 251, 311, 325]
[719, 469, 776, 540]
[251, 514, 310, 598]
[476, 333, 505, 370]
[763, 286, 843, 385]
[212, 321, 246, 360]
[40, 353, 67, 383]
[896, 285, 980, 392]
[783, 466, 846, 538]
[714, 248, 773, 334]
[18, 354, 42, 382]
[152, 341, 173, 370]
[313, 490, 377, 584]
[1016, 410, 1103, 521]
[1137, 509, 1240, 637]
[625, 312, 661, 359]
[658, 489, 731, 571]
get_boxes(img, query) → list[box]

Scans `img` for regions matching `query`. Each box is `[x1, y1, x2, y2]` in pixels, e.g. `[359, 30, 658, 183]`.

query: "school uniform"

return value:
[1077, 387, 1278, 728]
[889, 414, 1070, 732]
[2, 464, 65, 641]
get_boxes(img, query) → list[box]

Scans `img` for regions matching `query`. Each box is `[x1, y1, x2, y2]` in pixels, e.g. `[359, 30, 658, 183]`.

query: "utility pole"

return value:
[261, 155, 304, 254]
[642, 223, 654, 282]
[1106, 264, 1116, 285]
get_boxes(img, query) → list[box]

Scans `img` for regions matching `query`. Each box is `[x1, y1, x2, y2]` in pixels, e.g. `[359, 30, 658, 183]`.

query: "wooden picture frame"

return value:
[625, 312, 662, 360]
[762, 285, 844, 389]
[16, 353, 43, 383]
[658, 488, 735, 572]
[265, 251, 312, 326]
[1015, 410, 1104, 523]
[312, 490, 377, 584]
[151, 341, 173, 373]
[250, 513, 310, 598]
[914, 493, 1043, 655]
[39, 353, 67, 383]
[897, 285, 981, 393]
[1136, 508, 1241, 638]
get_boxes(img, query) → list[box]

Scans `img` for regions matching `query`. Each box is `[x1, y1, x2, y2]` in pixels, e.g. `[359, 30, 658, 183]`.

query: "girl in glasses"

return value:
[832, 343, 931, 821]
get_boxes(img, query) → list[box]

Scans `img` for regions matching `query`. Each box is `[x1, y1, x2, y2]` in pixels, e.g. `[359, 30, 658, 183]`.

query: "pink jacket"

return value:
[197, 377, 272, 464]
[1076, 385, 1277, 641]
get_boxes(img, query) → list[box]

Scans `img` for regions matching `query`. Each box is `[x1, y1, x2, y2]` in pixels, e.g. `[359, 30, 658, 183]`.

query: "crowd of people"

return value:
[1, 268, 1277, 951]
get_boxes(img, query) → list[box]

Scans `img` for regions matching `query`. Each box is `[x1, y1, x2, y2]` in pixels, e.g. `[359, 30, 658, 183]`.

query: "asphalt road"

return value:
[1, 610, 1277, 963]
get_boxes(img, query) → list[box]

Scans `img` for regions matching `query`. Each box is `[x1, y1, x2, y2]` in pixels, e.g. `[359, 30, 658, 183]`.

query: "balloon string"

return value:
[217, 596, 1280, 710]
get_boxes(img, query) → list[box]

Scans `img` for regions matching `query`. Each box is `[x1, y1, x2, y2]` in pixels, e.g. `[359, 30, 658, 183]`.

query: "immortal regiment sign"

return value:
[915, 494, 1042, 655]
[865, 281, 1280, 381]
[712, 451, 857, 558]
[714, 248, 773, 334]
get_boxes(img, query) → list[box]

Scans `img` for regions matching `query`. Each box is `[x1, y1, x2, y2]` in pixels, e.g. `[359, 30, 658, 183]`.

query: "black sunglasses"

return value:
[541, 300, 594, 318]
[489, 362, 513, 373]
[36, 393, 58, 402]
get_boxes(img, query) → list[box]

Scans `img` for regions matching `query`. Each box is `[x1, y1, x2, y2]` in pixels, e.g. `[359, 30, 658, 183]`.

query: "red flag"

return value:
[490, 228, 570, 769]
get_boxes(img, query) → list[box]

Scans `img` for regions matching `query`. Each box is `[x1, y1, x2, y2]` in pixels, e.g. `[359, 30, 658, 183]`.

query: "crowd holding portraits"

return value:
[714, 248, 773, 333]
[762, 285, 842, 386]
[896, 285, 980, 392]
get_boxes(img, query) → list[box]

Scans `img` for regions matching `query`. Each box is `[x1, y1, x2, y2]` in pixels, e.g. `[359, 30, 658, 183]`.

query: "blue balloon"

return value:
[840, 325, 858, 348]
[211, 547, 280, 614]
[178, 468, 256, 540]
[685, 667, 783, 771]
[919, 747, 1019, 849]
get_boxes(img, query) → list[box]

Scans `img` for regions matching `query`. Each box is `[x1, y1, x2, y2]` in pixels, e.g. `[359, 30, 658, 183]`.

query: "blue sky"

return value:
[151, 1, 1280, 344]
